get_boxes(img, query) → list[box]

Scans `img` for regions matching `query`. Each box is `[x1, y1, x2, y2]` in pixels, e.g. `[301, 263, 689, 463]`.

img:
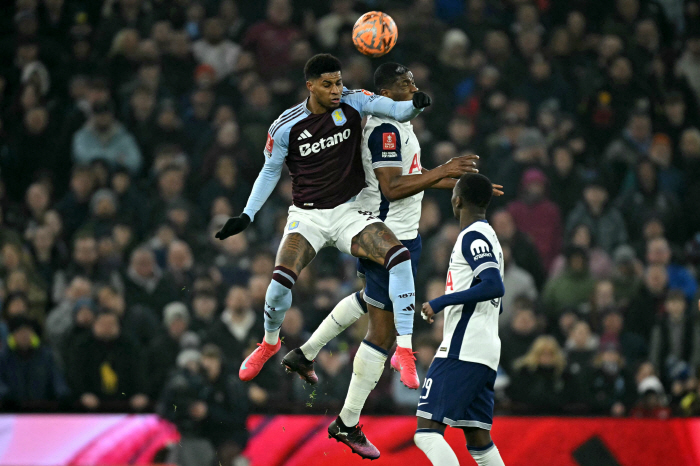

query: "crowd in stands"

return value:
[1, 0, 700, 462]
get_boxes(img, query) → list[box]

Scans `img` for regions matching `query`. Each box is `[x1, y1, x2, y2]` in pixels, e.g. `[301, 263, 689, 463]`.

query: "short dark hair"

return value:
[304, 54, 342, 81]
[374, 62, 409, 93]
[455, 173, 493, 210]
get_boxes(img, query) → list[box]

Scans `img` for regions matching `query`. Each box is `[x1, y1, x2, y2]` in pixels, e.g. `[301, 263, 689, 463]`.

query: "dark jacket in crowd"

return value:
[67, 333, 146, 400]
[0, 343, 69, 404]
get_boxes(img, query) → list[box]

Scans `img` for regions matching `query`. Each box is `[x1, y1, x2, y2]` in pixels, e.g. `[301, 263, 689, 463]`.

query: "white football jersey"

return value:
[356, 115, 423, 240]
[434, 220, 504, 371]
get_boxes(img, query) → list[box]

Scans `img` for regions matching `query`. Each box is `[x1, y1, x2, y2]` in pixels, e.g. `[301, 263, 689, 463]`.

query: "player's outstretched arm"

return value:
[429, 174, 504, 196]
[342, 88, 431, 122]
[216, 128, 287, 240]
[375, 154, 479, 201]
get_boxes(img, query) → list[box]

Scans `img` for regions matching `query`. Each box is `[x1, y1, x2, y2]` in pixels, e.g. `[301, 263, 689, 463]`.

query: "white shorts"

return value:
[282, 199, 382, 255]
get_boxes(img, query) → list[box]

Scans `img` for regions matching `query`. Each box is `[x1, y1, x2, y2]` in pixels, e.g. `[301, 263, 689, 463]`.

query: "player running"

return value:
[415, 173, 506, 466]
[281, 63, 502, 460]
[215, 54, 447, 386]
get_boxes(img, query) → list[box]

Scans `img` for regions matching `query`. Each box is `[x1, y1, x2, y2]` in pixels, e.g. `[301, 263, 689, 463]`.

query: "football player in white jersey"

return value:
[415, 173, 506, 466]
[281, 63, 502, 459]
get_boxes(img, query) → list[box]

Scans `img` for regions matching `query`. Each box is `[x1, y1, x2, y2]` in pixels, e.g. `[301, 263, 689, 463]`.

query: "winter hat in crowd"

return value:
[613, 245, 637, 265]
[520, 167, 548, 187]
[163, 302, 190, 327]
[638, 375, 665, 395]
[517, 128, 546, 150]
[176, 348, 201, 369]
[90, 188, 119, 214]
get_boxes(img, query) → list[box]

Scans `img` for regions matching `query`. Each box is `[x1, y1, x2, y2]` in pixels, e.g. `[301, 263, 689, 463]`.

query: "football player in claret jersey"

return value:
[214, 54, 430, 394]
[415, 173, 507, 466]
[281, 63, 498, 460]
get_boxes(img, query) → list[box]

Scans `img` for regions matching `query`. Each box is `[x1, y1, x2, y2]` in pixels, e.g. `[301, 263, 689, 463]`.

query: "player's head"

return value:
[452, 173, 493, 219]
[305, 53, 343, 110]
[374, 62, 417, 101]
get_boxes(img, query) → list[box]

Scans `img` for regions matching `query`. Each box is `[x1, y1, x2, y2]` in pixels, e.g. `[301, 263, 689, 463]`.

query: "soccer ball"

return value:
[352, 11, 398, 58]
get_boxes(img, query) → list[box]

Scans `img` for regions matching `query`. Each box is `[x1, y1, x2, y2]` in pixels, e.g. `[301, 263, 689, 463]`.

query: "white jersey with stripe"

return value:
[434, 220, 504, 371]
[356, 115, 423, 240]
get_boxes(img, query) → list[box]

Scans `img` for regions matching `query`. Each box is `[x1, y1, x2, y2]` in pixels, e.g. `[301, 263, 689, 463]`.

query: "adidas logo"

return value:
[297, 129, 312, 140]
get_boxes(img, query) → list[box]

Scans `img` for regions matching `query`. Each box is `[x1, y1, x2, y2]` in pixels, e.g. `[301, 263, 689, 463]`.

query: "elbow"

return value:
[381, 187, 399, 202]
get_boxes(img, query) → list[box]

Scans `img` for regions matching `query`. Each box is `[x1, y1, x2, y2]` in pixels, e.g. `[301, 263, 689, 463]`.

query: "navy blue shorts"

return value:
[416, 358, 496, 430]
[356, 235, 421, 312]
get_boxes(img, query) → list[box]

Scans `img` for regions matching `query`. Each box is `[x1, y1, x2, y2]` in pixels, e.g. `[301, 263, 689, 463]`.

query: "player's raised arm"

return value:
[215, 125, 288, 240]
[341, 87, 431, 122]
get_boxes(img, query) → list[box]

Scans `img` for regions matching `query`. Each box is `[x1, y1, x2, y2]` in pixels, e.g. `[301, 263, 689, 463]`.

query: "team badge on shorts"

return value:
[288, 221, 299, 230]
[331, 109, 347, 126]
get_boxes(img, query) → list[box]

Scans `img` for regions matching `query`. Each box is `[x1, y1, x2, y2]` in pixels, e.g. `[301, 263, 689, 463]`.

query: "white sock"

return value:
[396, 334, 412, 349]
[264, 329, 280, 345]
[469, 442, 505, 466]
[300, 293, 365, 360]
[339, 342, 387, 426]
[414, 431, 459, 466]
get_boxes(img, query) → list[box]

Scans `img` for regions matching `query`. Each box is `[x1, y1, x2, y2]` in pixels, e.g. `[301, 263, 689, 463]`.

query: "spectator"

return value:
[96, 284, 160, 348]
[646, 237, 698, 301]
[190, 290, 219, 337]
[206, 286, 261, 365]
[627, 264, 669, 341]
[611, 245, 644, 307]
[547, 145, 585, 217]
[158, 349, 213, 466]
[630, 374, 671, 418]
[550, 224, 614, 280]
[54, 166, 95, 240]
[507, 168, 563, 271]
[67, 310, 148, 411]
[542, 246, 596, 322]
[242, 0, 300, 80]
[491, 209, 546, 289]
[681, 128, 700, 234]
[192, 18, 241, 82]
[616, 158, 684, 244]
[650, 290, 694, 385]
[500, 302, 541, 372]
[508, 335, 568, 414]
[199, 344, 249, 466]
[147, 302, 190, 398]
[647, 134, 683, 198]
[0, 315, 69, 408]
[604, 112, 652, 191]
[122, 247, 177, 316]
[500, 244, 538, 331]
[675, 30, 700, 109]
[71, 100, 143, 175]
[599, 308, 648, 367]
[45, 276, 92, 352]
[566, 178, 628, 255]
[589, 343, 635, 415]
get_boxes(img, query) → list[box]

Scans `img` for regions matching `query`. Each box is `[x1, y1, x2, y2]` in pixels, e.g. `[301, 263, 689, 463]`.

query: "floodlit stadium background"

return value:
[0, 0, 699, 465]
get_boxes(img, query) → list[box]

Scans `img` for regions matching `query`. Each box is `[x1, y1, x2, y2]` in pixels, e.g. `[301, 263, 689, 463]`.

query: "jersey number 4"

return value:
[445, 271, 454, 291]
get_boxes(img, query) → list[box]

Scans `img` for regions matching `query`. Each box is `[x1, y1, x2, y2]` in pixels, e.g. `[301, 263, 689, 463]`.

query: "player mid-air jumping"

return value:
[215, 54, 458, 387]
[281, 62, 502, 459]
[415, 173, 506, 466]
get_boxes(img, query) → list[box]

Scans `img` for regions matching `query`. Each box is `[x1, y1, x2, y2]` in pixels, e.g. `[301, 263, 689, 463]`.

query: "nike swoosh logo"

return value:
[241, 353, 253, 370]
[418, 402, 428, 406]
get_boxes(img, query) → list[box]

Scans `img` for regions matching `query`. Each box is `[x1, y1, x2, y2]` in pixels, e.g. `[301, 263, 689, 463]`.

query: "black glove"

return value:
[412, 91, 432, 109]
[215, 213, 251, 240]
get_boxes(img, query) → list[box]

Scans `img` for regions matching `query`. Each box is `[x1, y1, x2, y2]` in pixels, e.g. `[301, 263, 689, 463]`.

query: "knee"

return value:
[266, 280, 291, 302]
[465, 429, 492, 447]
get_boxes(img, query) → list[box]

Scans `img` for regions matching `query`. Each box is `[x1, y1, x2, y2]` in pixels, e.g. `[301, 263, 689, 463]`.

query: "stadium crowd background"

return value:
[0, 0, 700, 461]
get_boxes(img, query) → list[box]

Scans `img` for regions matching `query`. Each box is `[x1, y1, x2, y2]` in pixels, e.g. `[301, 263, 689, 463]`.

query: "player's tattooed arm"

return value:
[276, 233, 316, 276]
[351, 222, 402, 264]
